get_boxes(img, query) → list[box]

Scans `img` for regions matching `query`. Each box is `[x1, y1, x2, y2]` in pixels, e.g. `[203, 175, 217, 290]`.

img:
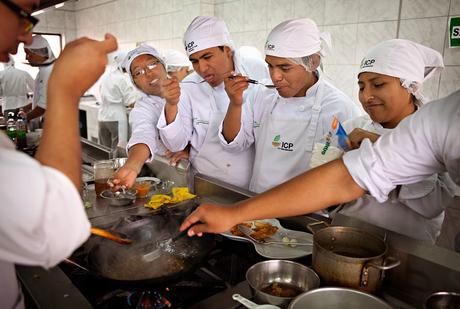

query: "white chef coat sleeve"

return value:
[26, 72, 35, 92]
[343, 98, 450, 203]
[127, 97, 161, 161]
[120, 77, 138, 107]
[218, 88, 256, 152]
[36, 65, 53, 109]
[157, 89, 193, 152]
[0, 149, 90, 268]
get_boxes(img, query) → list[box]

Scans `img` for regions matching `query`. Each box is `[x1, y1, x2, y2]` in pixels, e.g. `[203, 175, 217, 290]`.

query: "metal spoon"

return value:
[246, 79, 276, 89]
[180, 79, 206, 84]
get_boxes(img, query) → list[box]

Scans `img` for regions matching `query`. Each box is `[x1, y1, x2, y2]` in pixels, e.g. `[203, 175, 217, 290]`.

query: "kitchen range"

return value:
[16, 156, 460, 309]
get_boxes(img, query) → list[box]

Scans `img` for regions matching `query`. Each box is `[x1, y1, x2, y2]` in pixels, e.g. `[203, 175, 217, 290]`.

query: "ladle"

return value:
[232, 294, 280, 309]
[90, 227, 133, 245]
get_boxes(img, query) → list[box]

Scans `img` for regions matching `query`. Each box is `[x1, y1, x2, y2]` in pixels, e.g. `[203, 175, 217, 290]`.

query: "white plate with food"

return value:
[221, 219, 313, 259]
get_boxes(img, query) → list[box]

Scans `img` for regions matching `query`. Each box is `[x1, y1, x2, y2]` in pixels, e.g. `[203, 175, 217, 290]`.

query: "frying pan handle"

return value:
[306, 221, 330, 234]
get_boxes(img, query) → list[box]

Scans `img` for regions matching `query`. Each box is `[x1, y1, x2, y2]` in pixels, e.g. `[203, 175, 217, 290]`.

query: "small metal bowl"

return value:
[100, 189, 137, 206]
[246, 260, 320, 308]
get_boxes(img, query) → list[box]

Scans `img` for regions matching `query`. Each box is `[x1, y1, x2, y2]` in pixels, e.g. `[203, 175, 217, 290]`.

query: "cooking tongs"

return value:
[237, 224, 312, 246]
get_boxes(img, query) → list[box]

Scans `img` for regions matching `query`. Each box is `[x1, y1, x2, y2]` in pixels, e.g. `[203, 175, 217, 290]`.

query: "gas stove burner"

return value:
[126, 290, 172, 309]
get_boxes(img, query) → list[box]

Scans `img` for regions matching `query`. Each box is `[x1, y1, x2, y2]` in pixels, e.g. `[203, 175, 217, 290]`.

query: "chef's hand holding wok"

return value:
[348, 128, 380, 150]
[180, 202, 241, 236]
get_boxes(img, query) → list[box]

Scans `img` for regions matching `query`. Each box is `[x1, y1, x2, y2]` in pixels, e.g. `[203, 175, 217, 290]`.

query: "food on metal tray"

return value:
[230, 221, 278, 241]
[282, 236, 298, 247]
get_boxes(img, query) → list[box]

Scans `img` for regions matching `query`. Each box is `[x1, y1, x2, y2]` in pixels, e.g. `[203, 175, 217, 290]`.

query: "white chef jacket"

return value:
[157, 52, 263, 189]
[32, 63, 54, 110]
[0, 133, 90, 309]
[127, 94, 167, 159]
[343, 89, 460, 199]
[220, 76, 361, 193]
[98, 68, 139, 145]
[0, 66, 34, 111]
[338, 115, 458, 242]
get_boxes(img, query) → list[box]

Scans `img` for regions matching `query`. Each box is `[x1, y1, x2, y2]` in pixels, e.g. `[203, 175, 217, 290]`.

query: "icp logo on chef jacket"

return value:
[272, 135, 294, 152]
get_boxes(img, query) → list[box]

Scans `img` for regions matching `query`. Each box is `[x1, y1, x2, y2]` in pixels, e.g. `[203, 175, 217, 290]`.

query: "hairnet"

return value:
[163, 49, 192, 71]
[183, 16, 234, 57]
[24, 35, 55, 64]
[359, 39, 444, 103]
[264, 18, 332, 58]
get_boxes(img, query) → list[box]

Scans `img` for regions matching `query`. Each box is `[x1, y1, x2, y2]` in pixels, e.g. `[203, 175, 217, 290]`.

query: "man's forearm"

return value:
[164, 103, 178, 125]
[234, 159, 366, 222]
[222, 103, 242, 142]
[35, 89, 81, 189]
[126, 143, 151, 173]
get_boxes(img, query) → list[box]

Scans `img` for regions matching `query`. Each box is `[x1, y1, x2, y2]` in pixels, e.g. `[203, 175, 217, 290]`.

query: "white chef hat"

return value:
[183, 16, 234, 57]
[122, 44, 166, 88]
[123, 44, 165, 73]
[24, 34, 55, 64]
[163, 49, 192, 71]
[359, 39, 444, 103]
[264, 18, 331, 59]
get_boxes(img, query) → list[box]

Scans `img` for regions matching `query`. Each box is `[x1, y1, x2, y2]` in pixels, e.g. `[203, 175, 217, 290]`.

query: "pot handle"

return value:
[361, 257, 400, 287]
[306, 221, 330, 234]
[366, 256, 401, 270]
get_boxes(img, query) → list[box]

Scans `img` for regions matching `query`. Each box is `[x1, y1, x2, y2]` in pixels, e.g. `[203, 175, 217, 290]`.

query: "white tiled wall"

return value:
[39, 0, 460, 103]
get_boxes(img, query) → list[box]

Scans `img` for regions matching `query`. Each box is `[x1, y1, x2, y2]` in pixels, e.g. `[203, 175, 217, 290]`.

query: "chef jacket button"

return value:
[299, 105, 305, 112]
[226, 163, 231, 167]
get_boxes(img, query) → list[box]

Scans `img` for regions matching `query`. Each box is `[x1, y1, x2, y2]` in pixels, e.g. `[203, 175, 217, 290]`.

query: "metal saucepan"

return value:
[288, 287, 393, 309]
[68, 200, 215, 285]
[424, 291, 460, 309]
[308, 223, 400, 294]
[246, 260, 320, 308]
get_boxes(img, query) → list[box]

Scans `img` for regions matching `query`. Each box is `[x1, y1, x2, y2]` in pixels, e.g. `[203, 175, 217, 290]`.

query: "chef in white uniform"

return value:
[109, 44, 172, 188]
[335, 39, 458, 242]
[180, 90, 460, 246]
[0, 1, 117, 306]
[220, 18, 361, 193]
[0, 56, 34, 115]
[23, 34, 55, 123]
[163, 49, 193, 82]
[98, 51, 138, 149]
[157, 16, 266, 189]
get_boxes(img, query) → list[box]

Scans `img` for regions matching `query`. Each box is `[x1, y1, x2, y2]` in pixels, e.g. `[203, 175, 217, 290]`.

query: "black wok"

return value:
[68, 202, 215, 286]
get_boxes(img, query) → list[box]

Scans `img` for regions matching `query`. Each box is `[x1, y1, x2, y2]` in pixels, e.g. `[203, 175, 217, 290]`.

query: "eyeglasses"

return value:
[132, 60, 160, 79]
[0, 0, 39, 33]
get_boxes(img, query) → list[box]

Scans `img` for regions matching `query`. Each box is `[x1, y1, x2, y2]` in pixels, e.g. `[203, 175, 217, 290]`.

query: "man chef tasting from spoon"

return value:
[220, 18, 360, 195]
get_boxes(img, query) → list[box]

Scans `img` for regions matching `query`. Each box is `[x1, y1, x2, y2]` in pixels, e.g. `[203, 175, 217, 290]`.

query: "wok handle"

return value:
[306, 221, 330, 234]
[63, 258, 90, 272]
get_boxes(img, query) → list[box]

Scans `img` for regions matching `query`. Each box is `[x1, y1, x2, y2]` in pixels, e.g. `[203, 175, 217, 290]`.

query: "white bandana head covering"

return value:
[183, 16, 234, 57]
[163, 49, 192, 71]
[264, 18, 332, 58]
[122, 44, 166, 88]
[359, 39, 444, 103]
[24, 34, 56, 65]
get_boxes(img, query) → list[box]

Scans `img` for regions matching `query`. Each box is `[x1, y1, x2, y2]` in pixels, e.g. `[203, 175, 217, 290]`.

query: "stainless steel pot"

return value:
[288, 287, 393, 309]
[246, 260, 320, 309]
[424, 292, 460, 309]
[308, 224, 400, 294]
